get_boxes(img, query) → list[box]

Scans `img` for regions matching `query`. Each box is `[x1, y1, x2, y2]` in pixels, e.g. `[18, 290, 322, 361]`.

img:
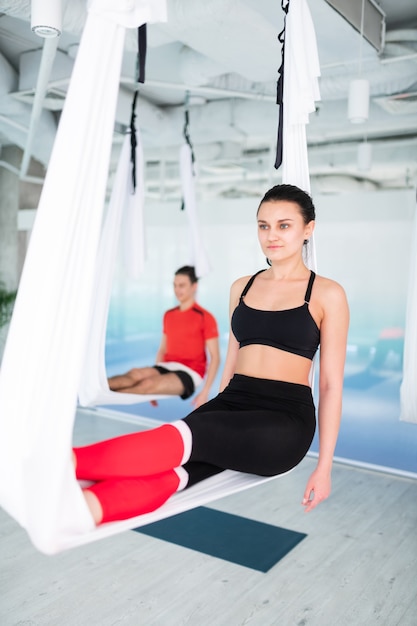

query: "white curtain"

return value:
[400, 202, 417, 423]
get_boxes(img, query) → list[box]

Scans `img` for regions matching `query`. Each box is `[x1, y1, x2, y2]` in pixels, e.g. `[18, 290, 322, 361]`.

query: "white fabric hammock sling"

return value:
[76, 129, 170, 409]
[77, 137, 211, 408]
[0, 0, 320, 554]
[400, 204, 417, 423]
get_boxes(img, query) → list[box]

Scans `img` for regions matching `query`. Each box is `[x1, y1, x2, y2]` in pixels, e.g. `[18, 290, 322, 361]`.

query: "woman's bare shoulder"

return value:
[228, 274, 253, 308]
[314, 274, 348, 306]
[225, 275, 249, 315]
[230, 274, 252, 293]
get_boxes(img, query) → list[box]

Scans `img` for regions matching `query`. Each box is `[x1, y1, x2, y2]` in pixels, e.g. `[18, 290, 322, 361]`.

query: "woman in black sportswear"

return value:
[74, 184, 349, 524]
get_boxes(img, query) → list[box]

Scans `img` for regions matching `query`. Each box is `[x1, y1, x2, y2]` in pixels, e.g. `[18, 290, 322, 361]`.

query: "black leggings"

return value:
[75, 374, 316, 522]
[183, 374, 316, 487]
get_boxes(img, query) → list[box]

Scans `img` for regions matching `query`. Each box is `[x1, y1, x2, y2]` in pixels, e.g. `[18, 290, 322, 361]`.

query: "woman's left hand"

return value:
[302, 468, 332, 513]
[191, 390, 209, 409]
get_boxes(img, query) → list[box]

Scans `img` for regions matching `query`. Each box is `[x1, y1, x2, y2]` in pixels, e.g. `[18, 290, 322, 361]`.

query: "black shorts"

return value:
[154, 365, 195, 400]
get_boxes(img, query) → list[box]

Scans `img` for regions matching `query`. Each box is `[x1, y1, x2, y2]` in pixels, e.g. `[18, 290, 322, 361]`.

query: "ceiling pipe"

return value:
[126, 77, 276, 102]
[0, 51, 56, 166]
[0, 114, 28, 134]
[20, 36, 59, 178]
[140, 60, 416, 104]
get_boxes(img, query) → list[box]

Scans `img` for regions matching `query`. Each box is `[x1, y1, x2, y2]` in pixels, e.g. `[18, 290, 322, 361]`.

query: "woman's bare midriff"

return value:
[234, 344, 313, 386]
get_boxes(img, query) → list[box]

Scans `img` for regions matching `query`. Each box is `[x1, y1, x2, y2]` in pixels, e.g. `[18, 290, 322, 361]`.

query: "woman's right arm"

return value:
[219, 277, 248, 391]
[302, 279, 349, 512]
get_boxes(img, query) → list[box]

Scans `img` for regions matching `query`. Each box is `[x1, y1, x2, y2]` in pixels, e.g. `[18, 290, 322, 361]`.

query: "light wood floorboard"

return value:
[1, 409, 416, 626]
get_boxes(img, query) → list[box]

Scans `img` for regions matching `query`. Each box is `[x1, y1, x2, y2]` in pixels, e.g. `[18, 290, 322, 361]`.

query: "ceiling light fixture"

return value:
[31, 0, 62, 38]
[348, 78, 370, 124]
[357, 140, 372, 171]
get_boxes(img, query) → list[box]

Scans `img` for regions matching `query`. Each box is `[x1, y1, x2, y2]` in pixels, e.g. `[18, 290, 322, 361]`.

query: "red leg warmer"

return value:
[74, 424, 185, 481]
[86, 469, 181, 523]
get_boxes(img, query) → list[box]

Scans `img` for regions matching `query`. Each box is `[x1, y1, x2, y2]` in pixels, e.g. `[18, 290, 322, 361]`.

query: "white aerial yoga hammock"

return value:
[0, 0, 320, 554]
[400, 203, 417, 423]
[280, 0, 320, 272]
[179, 142, 211, 278]
[280, 0, 320, 392]
[77, 132, 211, 408]
[77, 130, 172, 408]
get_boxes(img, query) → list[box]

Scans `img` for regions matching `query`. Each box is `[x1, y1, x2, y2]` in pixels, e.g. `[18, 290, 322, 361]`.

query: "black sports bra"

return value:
[231, 270, 320, 360]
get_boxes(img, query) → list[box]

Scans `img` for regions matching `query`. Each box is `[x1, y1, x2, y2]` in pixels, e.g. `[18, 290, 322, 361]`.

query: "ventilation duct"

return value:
[374, 92, 417, 116]
[0, 53, 17, 94]
[324, 0, 386, 53]
[157, 0, 283, 82]
[178, 46, 225, 86]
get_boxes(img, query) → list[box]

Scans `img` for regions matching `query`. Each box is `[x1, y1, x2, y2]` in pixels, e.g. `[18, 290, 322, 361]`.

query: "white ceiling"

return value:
[0, 0, 416, 203]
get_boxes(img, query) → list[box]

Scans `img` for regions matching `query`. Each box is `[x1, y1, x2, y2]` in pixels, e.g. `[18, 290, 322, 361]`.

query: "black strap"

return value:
[129, 90, 138, 191]
[304, 271, 316, 303]
[180, 105, 196, 211]
[275, 0, 290, 170]
[240, 270, 266, 301]
[137, 24, 147, 84]
[241, 269, 315, 303]
[183, 108, 195, 166]
[129, 24, 148, 191]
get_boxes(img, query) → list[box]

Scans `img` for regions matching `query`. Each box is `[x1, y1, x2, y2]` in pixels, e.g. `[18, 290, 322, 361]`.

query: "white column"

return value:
[0, 146, 20, 291]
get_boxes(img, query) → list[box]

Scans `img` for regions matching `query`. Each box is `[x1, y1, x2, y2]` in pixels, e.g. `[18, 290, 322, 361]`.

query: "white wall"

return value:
[108, 188, 416, 349]
[314, 189, 416, 347]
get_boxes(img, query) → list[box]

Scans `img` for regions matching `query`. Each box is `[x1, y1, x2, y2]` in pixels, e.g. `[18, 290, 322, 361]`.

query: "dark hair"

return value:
[257, 184, 316, 224]
[175, 265, 198, 284]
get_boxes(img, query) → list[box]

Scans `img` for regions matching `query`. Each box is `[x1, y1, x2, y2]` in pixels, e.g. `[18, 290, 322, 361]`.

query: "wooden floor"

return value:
[1, 409, 416, 626]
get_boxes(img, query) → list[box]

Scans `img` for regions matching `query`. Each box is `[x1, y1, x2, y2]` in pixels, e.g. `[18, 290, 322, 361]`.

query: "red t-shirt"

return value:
[162, 303, 219, 377]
